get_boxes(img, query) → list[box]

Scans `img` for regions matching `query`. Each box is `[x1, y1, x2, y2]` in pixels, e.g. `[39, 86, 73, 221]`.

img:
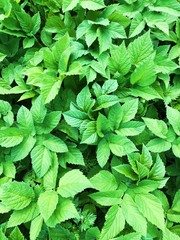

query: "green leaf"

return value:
[37, 111, 61, 134]
[31, 96, 47, 124]
[76, 86, 94, 112]
[121, 99, 138, 123]
[0, 181, 35, 210]
[0, 128, 23, 148]
[147, 138, 171, 153]
[43, 153, 58, 191]
[121, 194, 147, 236]
[128, 31, 154, 65]
[62, 0, 79, 12]
[81, 121, 98, 144]
[149, 155, 165, 180]
[81, 0, 105, 10]
[108, 42, 131, 75]
[129, 14, 145, 38]
[43, 134, 68, 153]
[117, 121, 145, 136]
[57, 169, 92, 198]
[100, 205, 125, 240]
[89, 190, 125, 206]
[130, 59, 156, 86]
[46, 197, 79, 227]
[30, 215, 43, 240]
[113, 164, 138, 180]
[41, 78, 62, 104]
[96, 138, 110, 168]
[108, 103, 123, 130]
[63, 110, 87, 128]
[9, 227, 24, 240]
[0, 229, 7, 240]
[31, 145, 52, 178]
[8, 202, 39, 227]
[140, 145, 153, 169]
[11, 135, 36, 162]
[132, 180, 160, 194]
[90, 170, 118, 192]
[113, 232, 141, 240]
[163, 228, 180, 240]
[101, 80, 118, 95]
[108, 134, 138, 157]
[172, 190, 180, 212]
[17, 106, 35, 135]
[61, 143, 85, 166]
[135, 193, 165, 230]
[95, 95, 119, 111]
[38, 191, 59, 221]
[3, 160, 16, 178]
[143, 117, 168, 139]
[166, 106, 180, 136]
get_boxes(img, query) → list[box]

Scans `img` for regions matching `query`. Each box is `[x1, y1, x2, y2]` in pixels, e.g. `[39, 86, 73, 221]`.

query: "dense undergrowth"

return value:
[0, 0, 180, 239]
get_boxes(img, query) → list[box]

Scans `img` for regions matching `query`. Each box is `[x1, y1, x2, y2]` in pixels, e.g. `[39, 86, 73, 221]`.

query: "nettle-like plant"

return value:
[0, 0, 180, 239]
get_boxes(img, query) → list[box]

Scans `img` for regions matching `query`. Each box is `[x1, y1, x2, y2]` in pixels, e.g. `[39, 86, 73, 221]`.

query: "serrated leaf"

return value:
[31, 145, 52, 178]
[57, 169, 92, 198]
[95, 95, 119, 111]
[11, 135, 36, 162]
[90, 170, 118, 192]
[38, 191, 58, 221]
[121, 99, 138, 123]
[117, 121, 145, 136]
[8, 202, 39, 228]
[113, 232, 141, 240]
[41, 78, 62, 104]
[121, 194, 147, 236]
[89, 190, 124, 206]
[172, 190, 180, 212]
[129, 14, 145, 38]
[81, 0, 105, 10]
[140, 145, 153, 169]
[17, 106, 35, 134]
[149, 155, 165, 180]
[108, 134, 138, 157]
[30, 215, 43, 240]
[46, 197, 79, 227]
[81, 121, 98, 144]
[113, 164, 138, 180]
[0, 181, 35, 210]
[63, 110, 88, 128]
[101, 80, 118, 94]
[128, 31, 154, 65]
[96, 138, 110, 168]
[130, 59, 156, 86]
[100, 205, 125, 240]
[143, 117, 168, 139]
[163, 228, 180, 240]
[61, 143, 85, 166]
[31, 96, 47, 124]
[62, 0, 79, 12]
[0, 128, 23, 148]
[9, 227, 24, 240]
[135, 193, 165, 230]
[108, 42, 131, 75]
[43, 153, 58, 191]
[43, 134, 68, 153]
[147, 138, 171, 153]
[166, 106, 180, 136]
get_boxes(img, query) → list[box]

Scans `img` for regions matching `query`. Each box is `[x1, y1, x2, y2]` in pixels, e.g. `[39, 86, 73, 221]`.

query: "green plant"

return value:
[0, 0, 180, 239]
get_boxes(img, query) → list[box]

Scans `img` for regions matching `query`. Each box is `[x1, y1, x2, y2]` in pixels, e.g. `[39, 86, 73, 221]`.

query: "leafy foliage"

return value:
[0, 0, 179, 239]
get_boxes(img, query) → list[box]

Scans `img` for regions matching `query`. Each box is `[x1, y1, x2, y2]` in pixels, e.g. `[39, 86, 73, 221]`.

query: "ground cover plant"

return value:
[0, 0, 180, 239]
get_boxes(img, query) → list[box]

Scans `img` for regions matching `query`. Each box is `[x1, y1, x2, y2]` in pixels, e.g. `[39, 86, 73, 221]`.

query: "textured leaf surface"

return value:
[57, 170, 92, 198]
[0, 182, 35, 210]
